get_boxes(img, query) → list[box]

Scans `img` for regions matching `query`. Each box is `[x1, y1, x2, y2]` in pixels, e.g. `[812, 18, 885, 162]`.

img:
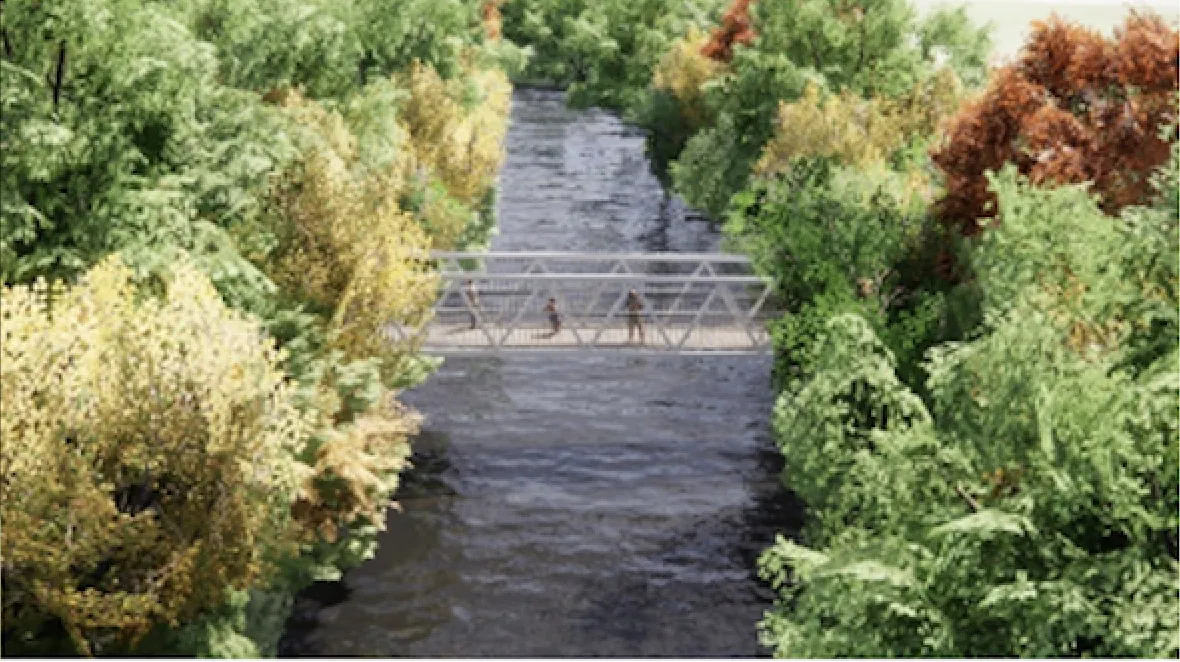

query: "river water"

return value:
[279, 88, 803, 657]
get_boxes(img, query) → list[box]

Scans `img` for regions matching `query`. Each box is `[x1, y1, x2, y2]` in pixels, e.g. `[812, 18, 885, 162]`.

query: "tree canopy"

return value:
[1, 0, 514, 655]
[932, 12, 1179, 235]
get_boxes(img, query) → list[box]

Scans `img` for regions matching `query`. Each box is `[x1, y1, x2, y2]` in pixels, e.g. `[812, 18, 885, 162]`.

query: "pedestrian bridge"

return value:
[388, 252, 777, 355]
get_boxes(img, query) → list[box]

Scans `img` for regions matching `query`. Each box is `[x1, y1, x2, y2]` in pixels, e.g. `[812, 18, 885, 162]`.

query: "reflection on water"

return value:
[279, 89, 803, 657]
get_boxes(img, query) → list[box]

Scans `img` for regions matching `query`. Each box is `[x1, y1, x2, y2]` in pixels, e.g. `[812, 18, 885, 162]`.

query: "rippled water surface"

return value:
[280, 88, 803, 657]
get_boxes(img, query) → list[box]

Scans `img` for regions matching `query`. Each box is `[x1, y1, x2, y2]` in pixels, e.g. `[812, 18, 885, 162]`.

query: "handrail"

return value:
[429, 251, 753, 262]
[436, 273, 770, 284]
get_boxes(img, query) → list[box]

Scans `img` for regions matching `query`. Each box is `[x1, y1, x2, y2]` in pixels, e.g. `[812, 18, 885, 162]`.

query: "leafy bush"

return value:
[757, 164, 1180, 658]
[727, 162, 929, 310]
[0, 257, 307, 655]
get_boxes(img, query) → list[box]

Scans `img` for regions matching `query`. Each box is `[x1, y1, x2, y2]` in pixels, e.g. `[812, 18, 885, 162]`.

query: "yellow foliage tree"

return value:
[755, 68, 964, 177]
[397, 58, 512, 247]
[266, 92, 438, 364]
[290, 400, 420, 543]
[402, 59, 512, 203]
[260, 92, 439, 544]
[257, 59, 512, 545]
[0, 257, 308, 655]
[652, 26, 723, 127]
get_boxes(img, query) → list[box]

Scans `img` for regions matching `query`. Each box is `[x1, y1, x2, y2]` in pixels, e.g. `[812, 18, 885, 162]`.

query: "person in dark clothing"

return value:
[625, 289, 645, 344]
[544, 297, 562, 333]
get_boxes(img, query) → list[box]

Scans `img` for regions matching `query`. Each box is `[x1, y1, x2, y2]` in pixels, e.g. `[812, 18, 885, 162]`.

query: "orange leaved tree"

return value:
[701, 0, 756, 62]
[931, 12, 1178, 236]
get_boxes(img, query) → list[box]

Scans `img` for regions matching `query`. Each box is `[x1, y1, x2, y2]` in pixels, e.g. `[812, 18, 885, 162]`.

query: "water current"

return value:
[279, 88, 804, 657]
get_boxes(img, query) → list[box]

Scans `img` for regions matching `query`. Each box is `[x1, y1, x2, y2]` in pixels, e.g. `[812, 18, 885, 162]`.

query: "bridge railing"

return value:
[388, 252, 778, 354]
[429, 251, 760, 277]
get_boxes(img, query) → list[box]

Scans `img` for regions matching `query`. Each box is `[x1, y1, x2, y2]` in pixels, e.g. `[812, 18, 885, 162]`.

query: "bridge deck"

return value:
[403, 322, 770, 353]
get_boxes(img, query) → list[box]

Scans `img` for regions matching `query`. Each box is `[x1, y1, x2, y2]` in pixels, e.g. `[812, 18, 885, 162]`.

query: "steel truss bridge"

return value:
[388, 252, 778, 355]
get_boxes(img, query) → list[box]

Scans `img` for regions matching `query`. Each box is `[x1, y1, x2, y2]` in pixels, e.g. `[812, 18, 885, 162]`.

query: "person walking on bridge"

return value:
[464, 279, 480, 329]
[626, 288, 645, 344]
[544, 297, 562, 334]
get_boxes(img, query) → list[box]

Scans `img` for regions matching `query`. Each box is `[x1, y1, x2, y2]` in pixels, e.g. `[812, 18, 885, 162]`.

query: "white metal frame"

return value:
[388, 252, 777, 355]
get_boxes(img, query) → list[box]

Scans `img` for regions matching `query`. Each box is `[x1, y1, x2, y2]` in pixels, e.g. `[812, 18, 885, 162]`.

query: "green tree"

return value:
[1, 0, 287, 309]
[758, 160, 1179, 657]
[669, 0, 991, 220]
[501, 0, 722, 109]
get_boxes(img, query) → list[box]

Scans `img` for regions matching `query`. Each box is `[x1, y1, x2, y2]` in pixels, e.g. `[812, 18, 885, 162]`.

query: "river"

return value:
[279, 88, 803, 657]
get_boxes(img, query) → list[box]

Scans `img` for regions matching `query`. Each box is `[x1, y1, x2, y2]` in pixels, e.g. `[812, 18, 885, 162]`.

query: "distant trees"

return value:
[669, 0, 991, 220]
[500, 0, 723, 108]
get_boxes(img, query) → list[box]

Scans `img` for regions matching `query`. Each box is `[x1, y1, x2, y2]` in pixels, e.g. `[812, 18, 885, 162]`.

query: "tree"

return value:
[700, 0, 755, 62]
[931, 12, 1179, 236]
[500, 0, 722, 109]
[758, 160, 1179, 657]
[754, 68, 964, 177]
[2, 0, 515, 654]
[0, 0, 287, 307]
[1, 257, 307, 655]
[669, 0, 991, 220]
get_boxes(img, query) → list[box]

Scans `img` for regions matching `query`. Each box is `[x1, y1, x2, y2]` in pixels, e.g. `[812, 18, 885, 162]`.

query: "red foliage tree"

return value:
[702, 0, 757, 62]
[931, 12, 1178, 236]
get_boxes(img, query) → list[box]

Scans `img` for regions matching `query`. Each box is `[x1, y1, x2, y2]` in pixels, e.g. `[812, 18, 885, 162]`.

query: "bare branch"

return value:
[954, 483, 981, 512]
[52, 40, 66, 110]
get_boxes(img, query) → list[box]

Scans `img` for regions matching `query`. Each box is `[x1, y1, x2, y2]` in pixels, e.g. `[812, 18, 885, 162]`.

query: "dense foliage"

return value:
[700, 0, 754, 62]
[1, 0, 514, 655]
[1, 257, 306, 655]
[4, 0, 1178, 657]
[669, 0, 991, 220]
[758, 158, 1178, 657]
[697, 7, 1179, 656]
[932, 12, 1179, 235]
[501, 0, 723, 109]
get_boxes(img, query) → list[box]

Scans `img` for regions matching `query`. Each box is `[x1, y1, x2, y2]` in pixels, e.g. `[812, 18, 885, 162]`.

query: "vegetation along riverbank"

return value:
[2, 0, 1178, 656]
[1, 0, 522, 655]
[503, 0, 1178, 655]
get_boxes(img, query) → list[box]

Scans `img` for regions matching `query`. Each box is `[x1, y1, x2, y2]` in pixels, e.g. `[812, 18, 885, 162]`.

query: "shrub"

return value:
[757, 163, 1180, 658]
[0, 256, 307, 655]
